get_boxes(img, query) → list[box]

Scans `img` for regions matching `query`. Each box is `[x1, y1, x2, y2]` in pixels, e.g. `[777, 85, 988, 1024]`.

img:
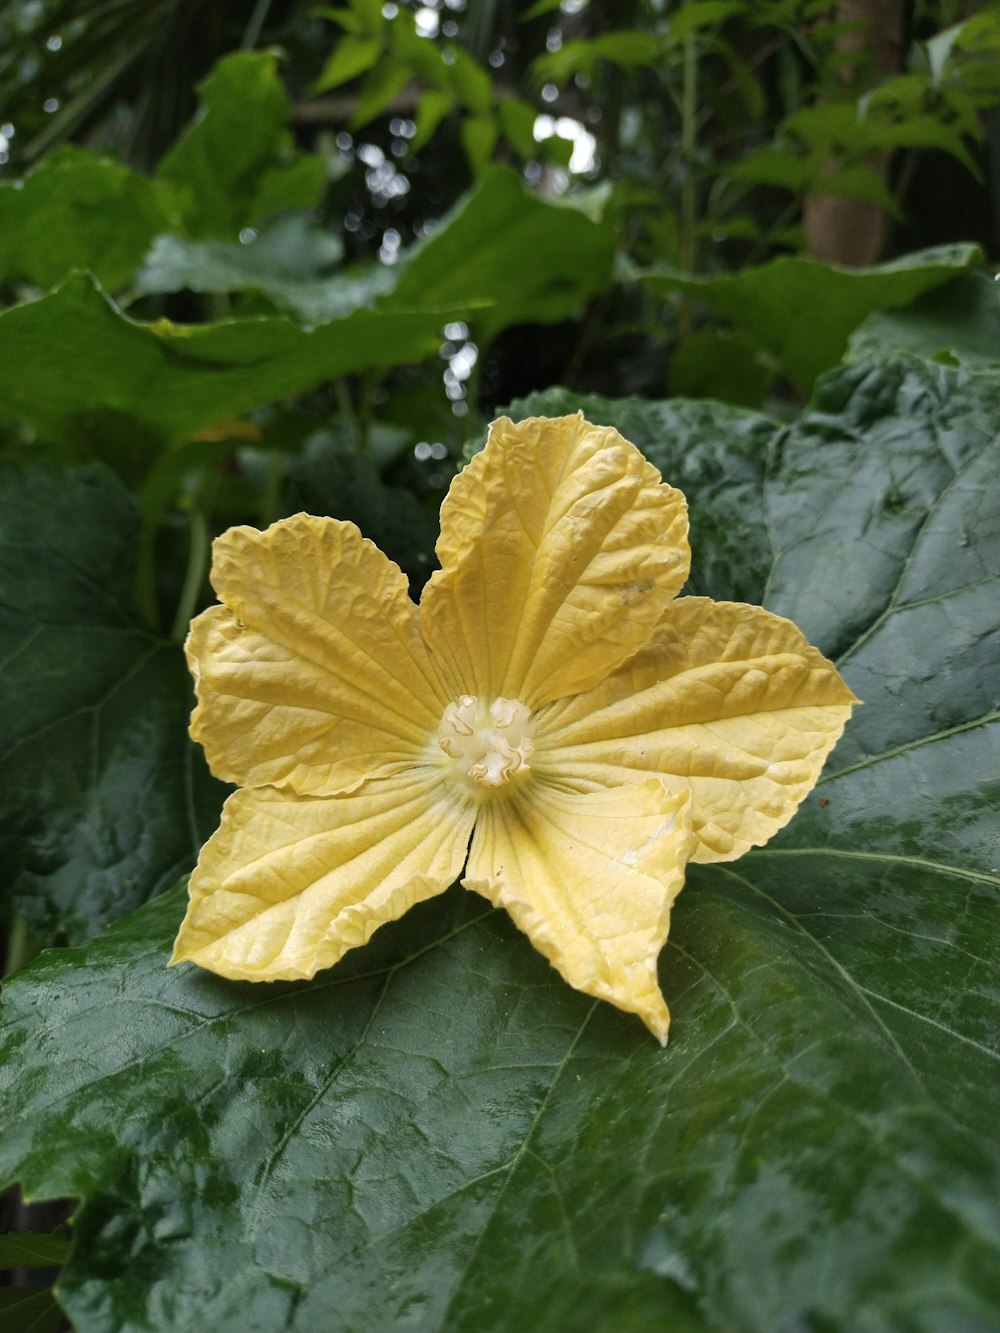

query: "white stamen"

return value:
[437, 695, 535, 790]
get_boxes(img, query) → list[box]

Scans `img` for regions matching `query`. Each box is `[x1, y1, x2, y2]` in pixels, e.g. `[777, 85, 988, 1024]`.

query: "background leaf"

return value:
[0, 461, 227, 941]
[0, 1230, 72, 1269]
[386, 166, 617, 341]
[156, 51, 326, 240]
[849, 272, 1000, 368]
[0, 275, 452, 461]
[638, 243, 982, 391]
[0, 148, 175, 293]
[0, 1286, 66, 1333]
[1, 356, 996, 1332]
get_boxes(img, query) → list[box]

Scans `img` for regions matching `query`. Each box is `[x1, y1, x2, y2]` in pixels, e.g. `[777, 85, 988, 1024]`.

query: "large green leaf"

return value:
[1, 358, 997, 1332]
[136, 168, 617, 340]
[156, 51, 326, 240]
[0, 462, 228, 941]
[639, 243, 982, 391]
[0, 148, 175, 294]
[0, 274, 453, 459]
[386, 166, 618, 341]
[134, 217, 363, 326]
[849, 273, 1000, 368]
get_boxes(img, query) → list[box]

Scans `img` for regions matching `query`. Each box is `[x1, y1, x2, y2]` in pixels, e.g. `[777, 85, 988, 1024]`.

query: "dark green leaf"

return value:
[447, 46, 493, 115]
[669, 327, 776, 407]
[1, 358, 997, 1332]
[157, 52, 326, 239]
[0, 148, 175, 293]
[0, 1230, 72, 1269]
[0, 274, 452, 456]
[351, 57, 412, 130]
[666, 1, 747, 37]
[138, 170, 614, 342]
[288, 435, 439, 592]
[0, 461, 228, 941]
[639, 243, 982, 390]
[411, 88, 455, 152]
[0, 1286, 66, 1333]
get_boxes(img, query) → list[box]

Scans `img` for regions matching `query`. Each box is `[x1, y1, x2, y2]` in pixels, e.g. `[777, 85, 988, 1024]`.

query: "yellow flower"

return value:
[171, 414, 856, 1042]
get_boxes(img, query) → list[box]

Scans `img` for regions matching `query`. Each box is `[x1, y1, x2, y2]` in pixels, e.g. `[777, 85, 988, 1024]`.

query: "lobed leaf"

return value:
[0, 274, 452, 457]
[0, 357, 997, 1330]
[0, 462, 228, 941]
[638, 243, 982, 391]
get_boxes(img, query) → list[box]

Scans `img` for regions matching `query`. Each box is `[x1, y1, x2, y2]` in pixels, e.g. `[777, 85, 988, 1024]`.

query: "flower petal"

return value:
[463, 781, 693, 1043]
[536, 598, 858, 863]
[170, 772, 476, 981]
[189, 514, 449, 796]
[420, 414, 690, 707]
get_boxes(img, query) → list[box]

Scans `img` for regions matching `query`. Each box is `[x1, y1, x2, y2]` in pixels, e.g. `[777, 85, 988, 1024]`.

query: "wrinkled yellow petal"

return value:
[463, 780, 693, 1043]
[188, 514, 449, 796]
[536, 598, 858, 863]
[170, 772, 475, 981]
[420, 414, 690, 708]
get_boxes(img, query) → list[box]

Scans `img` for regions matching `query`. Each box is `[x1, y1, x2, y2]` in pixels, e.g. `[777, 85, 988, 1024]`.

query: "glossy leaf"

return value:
[1, 356, 996, 1331]
[639, 242, 981, 390]
[0, 274, 452, 456]
[0, 461, 228, 941]
[287, 435, 439, 592]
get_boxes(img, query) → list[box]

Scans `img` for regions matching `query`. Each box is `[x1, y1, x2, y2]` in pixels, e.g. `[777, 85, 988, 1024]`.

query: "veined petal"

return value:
[170, 771, 475, 982]
[189, 514, 449, 796]
[536, 598, 858, 863]
[463, 781, 693, 1043]
[420, 414, 690, 708]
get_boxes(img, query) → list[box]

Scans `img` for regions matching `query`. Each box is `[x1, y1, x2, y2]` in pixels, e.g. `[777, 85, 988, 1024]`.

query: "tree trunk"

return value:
[803, 0, 906, 266]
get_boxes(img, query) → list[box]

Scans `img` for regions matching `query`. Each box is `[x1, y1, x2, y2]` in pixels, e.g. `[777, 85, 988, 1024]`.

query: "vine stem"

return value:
[679, 32, 699, 339]
[4, 915, 40, 979]
[241, 0, 275, 50]
[170, 509, 209, 644]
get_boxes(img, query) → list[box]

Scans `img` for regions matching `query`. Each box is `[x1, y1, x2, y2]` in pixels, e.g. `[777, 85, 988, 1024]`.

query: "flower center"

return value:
[437, 695, 535, 789]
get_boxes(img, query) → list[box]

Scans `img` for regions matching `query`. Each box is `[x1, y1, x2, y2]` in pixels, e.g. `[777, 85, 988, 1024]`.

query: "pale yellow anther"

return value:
[437, 695, 535, 790]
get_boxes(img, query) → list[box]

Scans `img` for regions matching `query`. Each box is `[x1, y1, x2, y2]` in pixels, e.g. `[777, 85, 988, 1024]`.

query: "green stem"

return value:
[241, 0, 274, 50]
[679, 33, 699, 338]
[170, 509, 209, 644]
[4, 916, 41, 979]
